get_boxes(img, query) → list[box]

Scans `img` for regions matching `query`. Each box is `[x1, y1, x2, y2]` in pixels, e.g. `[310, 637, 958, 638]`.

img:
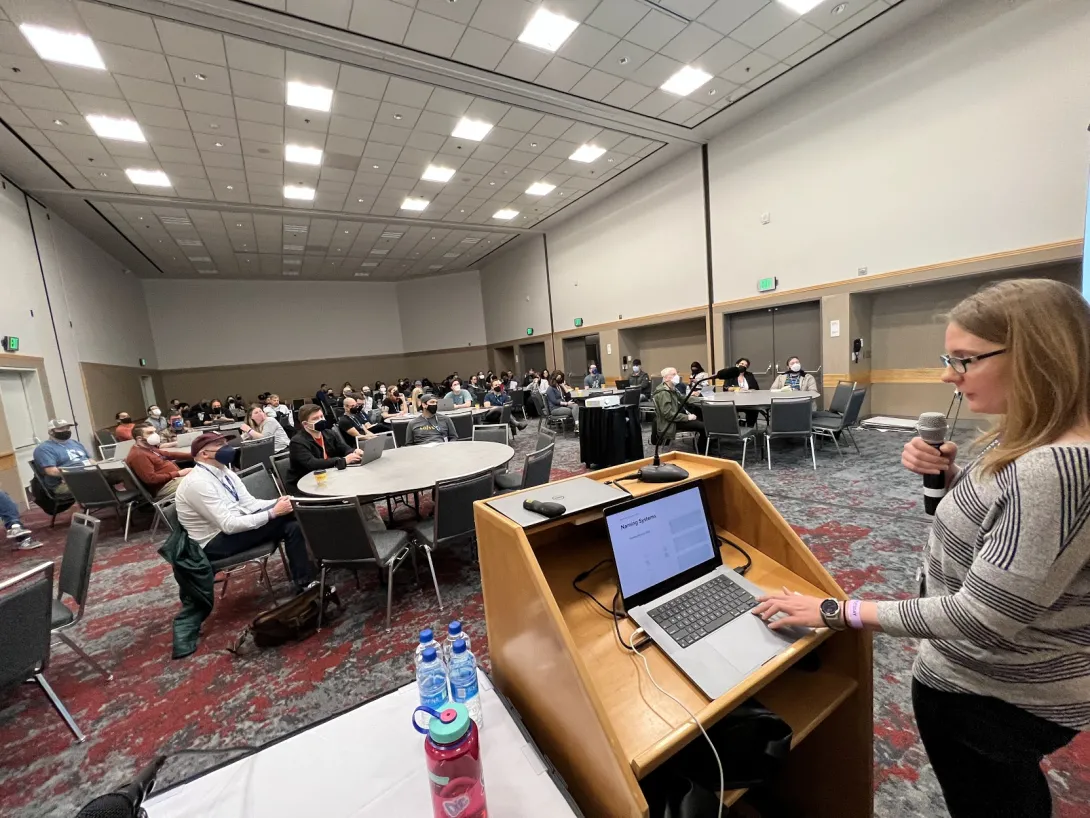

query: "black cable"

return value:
[716, 534, 751, 576]
[572, 559, 622, 618]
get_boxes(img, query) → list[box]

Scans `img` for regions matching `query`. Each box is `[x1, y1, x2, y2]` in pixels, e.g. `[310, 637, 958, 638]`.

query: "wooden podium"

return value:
[474, 452, 873, 817]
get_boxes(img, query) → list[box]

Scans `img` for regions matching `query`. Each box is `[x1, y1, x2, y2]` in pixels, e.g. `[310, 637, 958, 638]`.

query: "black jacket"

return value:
[734, 371, 761, 391]
[288, 428, 352, 492]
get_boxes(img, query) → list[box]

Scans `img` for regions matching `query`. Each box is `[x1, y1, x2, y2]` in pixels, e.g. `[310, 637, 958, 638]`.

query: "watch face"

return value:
[820, 599, 840, 617]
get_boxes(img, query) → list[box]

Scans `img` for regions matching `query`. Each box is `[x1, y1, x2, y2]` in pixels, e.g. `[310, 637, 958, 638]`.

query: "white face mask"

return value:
[150, 408, 161, 417]
[632, 365, 640, 373]
[146, 433, 161, 447]
[671, 374, 681, 385]
[790, 363, 802, 373]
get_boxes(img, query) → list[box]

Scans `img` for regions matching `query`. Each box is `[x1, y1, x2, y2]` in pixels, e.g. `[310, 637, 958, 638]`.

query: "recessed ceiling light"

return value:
[443, 252, 459, 258]
[517, 8, 579, 52]
[619, 56, 629, 65]
[493, 208, 519, 220]
[53, 118, 65, 126]
[188, 256, 212, 262]
[214, 141, 224, 148]
[176, 239, 202, 247]
[226, 185, 234, 190]
[361, 262, 378, 267]
[708, 88, 717, 96]
[285, 144, 323, 165]
[286, 80, 333, 113]
[569, 144, 605, 163]
[661, 65, 713, 97]
[99, 172, 109, 178]
[198, 269, 217, 275]
[358, 198, 365, 203]
[283, 271, 300, 276]
[452, 117, 492, 141]
[86, 115, 146, 143]
[355, 272, 370, 277]
[284, 184, 315, 201]
[236, 223, 243, 227]
[526, 182, 555, 196]
[530, 142, 538, 147]
[19, 24, 105, 70]
[832, 2, 848, 13]
[489, 181, 495, 186]
[421, 165, 455, 183]
[195, 73, 207, 81]
[284, 258, 302, 265]
[372, 164, 380, 170]
[344, 229, 350, 234]
[393, 113, 402, 120]
[401, 197, 429, 212]
[126, 168, 171, 187]
[210, 123, 219, 129]
[777, 0, 826, 12]
[370, 249, 388, 256]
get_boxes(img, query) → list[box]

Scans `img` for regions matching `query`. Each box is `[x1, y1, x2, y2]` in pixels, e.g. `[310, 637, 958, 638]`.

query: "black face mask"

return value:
[119, 418, 132, 424]
[211, 406, 221, 413]
[738, 365, 748, 372]
[53, 431, 72, 441]
[350, 405, 363, 415]
[425, 404, 438, 415]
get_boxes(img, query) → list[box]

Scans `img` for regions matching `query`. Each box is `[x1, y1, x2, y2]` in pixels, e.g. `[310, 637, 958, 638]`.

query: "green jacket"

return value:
[158, 522, 215, 659]
[652, 381, 685, 441]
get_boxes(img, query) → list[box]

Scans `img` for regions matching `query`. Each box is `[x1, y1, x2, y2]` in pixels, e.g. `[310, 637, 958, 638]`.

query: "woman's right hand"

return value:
[902, 437, 957, 475]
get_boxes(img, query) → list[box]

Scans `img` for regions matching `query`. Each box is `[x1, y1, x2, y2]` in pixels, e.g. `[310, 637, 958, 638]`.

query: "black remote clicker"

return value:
[523, 499, 566, 518]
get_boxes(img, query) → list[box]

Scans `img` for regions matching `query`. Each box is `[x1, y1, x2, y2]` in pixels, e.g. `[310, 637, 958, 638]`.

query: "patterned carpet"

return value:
[1, 424, 1087, 817]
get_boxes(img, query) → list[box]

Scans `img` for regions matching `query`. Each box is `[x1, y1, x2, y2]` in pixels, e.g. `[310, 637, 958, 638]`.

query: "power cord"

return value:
[573, 559, 621, 618]
[716, 534, 752, 576]
[623, 627, 724, 818]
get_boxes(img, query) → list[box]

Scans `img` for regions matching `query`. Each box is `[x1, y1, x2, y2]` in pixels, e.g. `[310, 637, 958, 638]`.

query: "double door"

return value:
[725, 301, 822, 394]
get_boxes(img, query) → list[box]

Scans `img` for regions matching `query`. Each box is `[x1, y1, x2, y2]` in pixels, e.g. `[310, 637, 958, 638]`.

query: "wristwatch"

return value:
[819, 598, 847, 631]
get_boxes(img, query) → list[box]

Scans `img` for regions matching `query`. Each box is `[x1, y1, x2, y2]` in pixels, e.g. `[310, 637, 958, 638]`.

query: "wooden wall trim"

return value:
[711, 239, 1082, 313]
[869, 368, 946, 384]
[552, 305, 709, 339]
[0, 451, 15, 471]
[159, 344, 491, 376]
[822, 374, 850, 388]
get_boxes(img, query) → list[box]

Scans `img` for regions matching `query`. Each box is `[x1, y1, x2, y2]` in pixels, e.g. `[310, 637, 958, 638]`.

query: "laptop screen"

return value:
[606, 484, 718, 601]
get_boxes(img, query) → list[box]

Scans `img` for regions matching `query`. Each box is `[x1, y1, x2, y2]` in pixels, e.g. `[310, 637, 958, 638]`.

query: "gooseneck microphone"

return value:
[917, 412, 949, 516]
[75, 756, 166, 817]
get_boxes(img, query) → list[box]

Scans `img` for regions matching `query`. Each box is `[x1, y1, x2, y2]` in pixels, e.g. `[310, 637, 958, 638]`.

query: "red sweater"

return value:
[125, 445, 180, 495]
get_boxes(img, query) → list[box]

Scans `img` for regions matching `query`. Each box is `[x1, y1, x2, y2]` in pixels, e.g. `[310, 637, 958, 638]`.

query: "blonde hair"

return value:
[949, 278, 1090, 475]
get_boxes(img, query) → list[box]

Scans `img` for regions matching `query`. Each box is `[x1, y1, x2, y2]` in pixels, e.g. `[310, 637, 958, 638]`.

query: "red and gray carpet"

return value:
[1, 428, 1087, 817]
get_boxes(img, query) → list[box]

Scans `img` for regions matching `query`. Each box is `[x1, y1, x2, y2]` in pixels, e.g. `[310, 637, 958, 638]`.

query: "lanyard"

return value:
[200, 464, 238, 501]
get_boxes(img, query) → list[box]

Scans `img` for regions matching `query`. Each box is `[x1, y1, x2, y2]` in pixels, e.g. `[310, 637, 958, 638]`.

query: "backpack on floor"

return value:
[228, 584, 341, 654]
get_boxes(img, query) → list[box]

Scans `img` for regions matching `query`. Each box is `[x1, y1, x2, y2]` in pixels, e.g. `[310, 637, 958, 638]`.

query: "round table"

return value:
[295, 440, 515, 498]
[695, 389, 820, 408]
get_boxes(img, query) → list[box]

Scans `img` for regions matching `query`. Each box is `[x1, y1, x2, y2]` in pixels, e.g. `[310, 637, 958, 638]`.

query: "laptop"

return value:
[437, 397, 456, 412]
[353, 435, 386, 465]
[603, 482, 806, 699]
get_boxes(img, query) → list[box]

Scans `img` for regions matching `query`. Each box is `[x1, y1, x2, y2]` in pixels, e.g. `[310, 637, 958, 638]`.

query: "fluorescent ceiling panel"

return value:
[401, 197, 429, 211]
[86, 115, 146, 142]
[569, 144, 605, 163]
[517, 8, 579, 52]
[286, 81, 333, 112]
[421, 165, 456, 183]
[452, 117, 493, 141]
[777, 0, 825, 13]
[126, 168, 171, 187]
[493, 208, 519, 220]
[285, 144, 323, 165]
[661, 65, 713, 97]
[20, 24, 105, 70]
[284, 185, 315, 201]
[526, 182, 556, 196]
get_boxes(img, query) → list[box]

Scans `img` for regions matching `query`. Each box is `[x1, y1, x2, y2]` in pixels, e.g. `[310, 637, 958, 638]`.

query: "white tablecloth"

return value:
[145, 672, 581, 818]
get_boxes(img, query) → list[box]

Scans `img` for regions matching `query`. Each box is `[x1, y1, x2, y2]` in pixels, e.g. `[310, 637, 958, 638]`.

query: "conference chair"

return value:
[60, 465, 143, 541]
[409, 471, 495, 610]
[375, 430, 397, 450]
[813, 380, 856, 422]
[392, 419, 409, 448]
[449, 411, 474, 441]
[50, 514, 112, 681]
[813, 389, 866, 456]
[500, 404, 513, 428]
[621, 386, 642, 407]
[94, 428, 117, 459]
[28, 460, 75, 527]
[270, 452, 292, 495]
[238, 463, 281, 501]
[615, 379, 631, 390]
[0, 561, 86, 742]
[122, 463, 174, 539]
[530, 390, 569, 434]
[238, 437, 276, 471]
[700, 402, 758, 468]
[510, 389, 527, 420]
[494, 443, 554, 494]
[536, 427, 556, 451]
[290, 496, 414, 630]
[766, 397, 817, 471]
[472, 424, 509, 446]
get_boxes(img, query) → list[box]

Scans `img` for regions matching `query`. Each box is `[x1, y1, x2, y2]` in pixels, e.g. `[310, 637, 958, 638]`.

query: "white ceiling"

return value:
[0, 0, 936, 281]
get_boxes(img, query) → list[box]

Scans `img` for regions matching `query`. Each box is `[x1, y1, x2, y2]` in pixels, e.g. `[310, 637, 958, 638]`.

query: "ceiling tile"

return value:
[168, 57, 232, 95]
[403, 10, 465, 58]
[155, 19, 227, 65]
[601, 79, 652, 108]
[415, 0, 481, 25]
[238, 119, 284, 143]
[584, 0, 649, 39]
[721, 49, 776, 83]
[384, 76, 433, 108]
[48, 64, 124, 98]
[75, 2, 160, 47]
[626, 10, 686, 52]
[117, 75, 182, 108]
[495, 43, 552, 83]
[697, 0, 768, 36]
[730, 2, 796, 48]
[144, 126, 197, 149]
[0, 83, 73, 112]
[224, 36, 285, 78]
[632, 53, 684, 89]
[660, 98, 705, 125]
[235, 97, 283, 125]
[178, 86, 236, 118]
[657, 0, 717, 16]
[631, 89, 676, 117]
[829, 1, 888, 37]
[784, 31, 834, 65]
[746, 60, 789, 88]
[694, 35, 750, 73]
[759, 19, 822, 60]
[130, 102, 191, 129]
[348, 0, 413, 42]
[285, 52, 340, 87]
[286, 0, 352, 27]
[98, 43, 173, 84]
[230, 69, 284, 104]
[450, 26, 509, 71]
[468, 0, 533, 40]
[596, 40, 654, 78]
[556, 24, 619, 68]
[661, 22, 723, 64]
[336, 65, 389, 99]
[0, 53, 59, 89]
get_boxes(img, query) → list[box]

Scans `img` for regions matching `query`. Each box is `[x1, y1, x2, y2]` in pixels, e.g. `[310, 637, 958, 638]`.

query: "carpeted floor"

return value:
[1, 425, 1087, 817]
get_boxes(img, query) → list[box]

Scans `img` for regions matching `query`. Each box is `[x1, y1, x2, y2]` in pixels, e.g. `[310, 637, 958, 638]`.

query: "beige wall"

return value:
[80, 363, 167, 432]
[479, 237, 552, 345]
[619, 319, 708, 381]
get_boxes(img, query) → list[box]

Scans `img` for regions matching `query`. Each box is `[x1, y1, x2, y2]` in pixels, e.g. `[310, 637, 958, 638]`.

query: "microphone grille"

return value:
[74, 794, 134, 818]
[917, 412, 948, 444]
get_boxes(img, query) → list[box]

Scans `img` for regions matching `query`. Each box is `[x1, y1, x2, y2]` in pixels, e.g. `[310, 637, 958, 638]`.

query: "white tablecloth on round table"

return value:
[296, 440, 514, 498]
[697, 389, 819, 408]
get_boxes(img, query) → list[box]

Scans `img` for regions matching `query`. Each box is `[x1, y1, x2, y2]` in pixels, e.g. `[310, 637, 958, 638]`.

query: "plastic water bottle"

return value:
[448, 638, 483, 728]
[415, 628, 441, 669]
[443, 620, 471, 663]
[415, 646, 449, 729]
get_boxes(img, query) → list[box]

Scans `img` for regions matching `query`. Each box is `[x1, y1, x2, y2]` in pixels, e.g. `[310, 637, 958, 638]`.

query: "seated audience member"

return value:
[33, 420, 92, 497]
[410, 380, 424, 411]
[406, 396, 458, 445]
[114, 410, 136, 440]
[653, 367, 706, 452]
[208, 399, 229, 421]
[545, 374, 579, 431]
[382, 386, 408, 418]
[358, 387, 374, 413]
[630, 359, 652, 401]
[1, 489, 35, 549]
[226, 395, 246, 420]
[689, 361, 711, 386]
[483, 379, 528, 434]
[126, 422, 192, 498]
[167, 409, 188, 435]
[170, 399, 182, 412]
[522, 368, 538, 387]
[146, 405, 168, 433]
[176, 433, 314, 592]
[446, 379, 475, 408]
[731, 357, 762, 427]
[240, 405, 290, 452]
[342, 382, 356, 399]
[584, 365, 605, 389]
[374, 380, 387, 397]
[538, 369, 552, 395]
[287, 404, 361, 493]
[315, 384, 329, 404]
[336, 397, 380, 442]
[263, 394, 294, 431]
[770, 356, 818, 392]
[187, 401, 212, 426]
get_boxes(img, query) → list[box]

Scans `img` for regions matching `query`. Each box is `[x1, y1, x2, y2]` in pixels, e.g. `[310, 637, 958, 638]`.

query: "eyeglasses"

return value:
[940, 348, 1006, 374]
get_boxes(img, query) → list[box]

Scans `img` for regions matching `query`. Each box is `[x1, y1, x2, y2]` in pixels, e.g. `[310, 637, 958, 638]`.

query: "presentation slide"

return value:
[607, 487, 716, 598]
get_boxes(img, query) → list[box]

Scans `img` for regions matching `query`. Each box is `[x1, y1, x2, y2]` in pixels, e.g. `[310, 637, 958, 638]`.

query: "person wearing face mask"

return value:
[484, 379, 529, 434]
[176, 432, 315, 592]
[653, 367, 706, 453]
[770, 357, 818, 392]
[405, 396, 458, 445]
[146, 405, 168, 433]
[629, 358, 652, 401]
[240, 405, 290, 452]
[208, 400, 228, 422]
[689, 361, 711, 387]
[729, 358, 762, 427]
[545, 374, 579, 431]
[114, 410, 136, 441]
[227, 395, 246, 421]
[335, 397, 380, 443]
[33, 419, 92, 497]
[381, 386, 408, 419]
[446, 379, 475, 408]
[287, 404, 361, 493]
[583, 364, 605, 390]
[126, 422, 192, 498]
[166, 409, 188, 437]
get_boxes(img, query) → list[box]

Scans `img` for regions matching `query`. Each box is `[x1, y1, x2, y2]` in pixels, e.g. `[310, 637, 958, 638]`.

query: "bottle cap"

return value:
[422, 646, 437, 663]
[448, 620, 462, 636]
[419, 628, 433, 644]
[428, 702, 471, 745]
[452, 638, 466, 654]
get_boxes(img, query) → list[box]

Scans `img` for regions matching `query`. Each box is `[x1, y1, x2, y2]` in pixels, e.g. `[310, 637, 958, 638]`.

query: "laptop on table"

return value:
[603, 482, 805, 700]
[353, 435, 386, 465]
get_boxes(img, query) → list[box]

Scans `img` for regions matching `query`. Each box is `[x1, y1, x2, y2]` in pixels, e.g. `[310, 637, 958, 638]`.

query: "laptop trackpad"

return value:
[710, 616, 797, 674]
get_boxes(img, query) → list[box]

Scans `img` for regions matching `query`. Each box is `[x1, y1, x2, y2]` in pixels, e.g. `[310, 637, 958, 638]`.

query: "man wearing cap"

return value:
[33, 419, 93, 498]
[406, 395, 458, 445]
[175, 432, 314, 590]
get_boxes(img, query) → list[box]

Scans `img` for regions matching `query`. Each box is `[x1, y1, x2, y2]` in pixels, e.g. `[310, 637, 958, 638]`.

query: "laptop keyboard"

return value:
[648, 575, 758, 649]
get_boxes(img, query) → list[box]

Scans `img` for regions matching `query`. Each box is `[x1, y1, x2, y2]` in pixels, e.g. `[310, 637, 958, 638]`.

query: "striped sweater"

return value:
[876, 444, 1090, 729]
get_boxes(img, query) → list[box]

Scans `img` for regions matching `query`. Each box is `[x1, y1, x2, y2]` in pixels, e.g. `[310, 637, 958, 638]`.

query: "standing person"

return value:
[545, 374, 579, 431]
[652, 367, 705, 452]
[730, 358, 762, 427]
[630, 359, 652, 401]
[126, 422, 192, 498]
[752, 279, 1090, 818]
[33, 420, 92, 498]
[584, 364, 605, 389]
[770, 357, 818, 392]
[114, 411, 136, 440]
[240, 405, 290, 452]
[286, 404, 361, 493]
[0, 490, 35, 549]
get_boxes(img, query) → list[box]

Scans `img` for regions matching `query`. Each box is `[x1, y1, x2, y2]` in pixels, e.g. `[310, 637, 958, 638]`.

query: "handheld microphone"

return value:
[75, 755, 166, 817]
[523, 499, 566, 519]
[917, 412, 949, 516]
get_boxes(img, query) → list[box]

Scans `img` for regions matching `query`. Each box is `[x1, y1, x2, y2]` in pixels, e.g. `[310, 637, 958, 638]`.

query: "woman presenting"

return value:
[753, 279, 1089, 818]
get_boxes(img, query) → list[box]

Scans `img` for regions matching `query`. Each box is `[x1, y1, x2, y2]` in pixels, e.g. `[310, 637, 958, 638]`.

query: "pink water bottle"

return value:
[412, 702, 487, 818]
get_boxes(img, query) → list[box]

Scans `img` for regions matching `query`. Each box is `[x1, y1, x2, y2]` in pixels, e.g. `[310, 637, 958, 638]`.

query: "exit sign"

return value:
[2, 336, 19, 353]
[574, 318, 583, 328]
[139, 358, 147, 367]
[757, 277, 778, 293]
[526, 328, 534, 336]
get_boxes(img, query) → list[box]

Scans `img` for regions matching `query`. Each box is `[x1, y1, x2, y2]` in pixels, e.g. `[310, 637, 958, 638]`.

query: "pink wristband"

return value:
[846, 600, 863, 629]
